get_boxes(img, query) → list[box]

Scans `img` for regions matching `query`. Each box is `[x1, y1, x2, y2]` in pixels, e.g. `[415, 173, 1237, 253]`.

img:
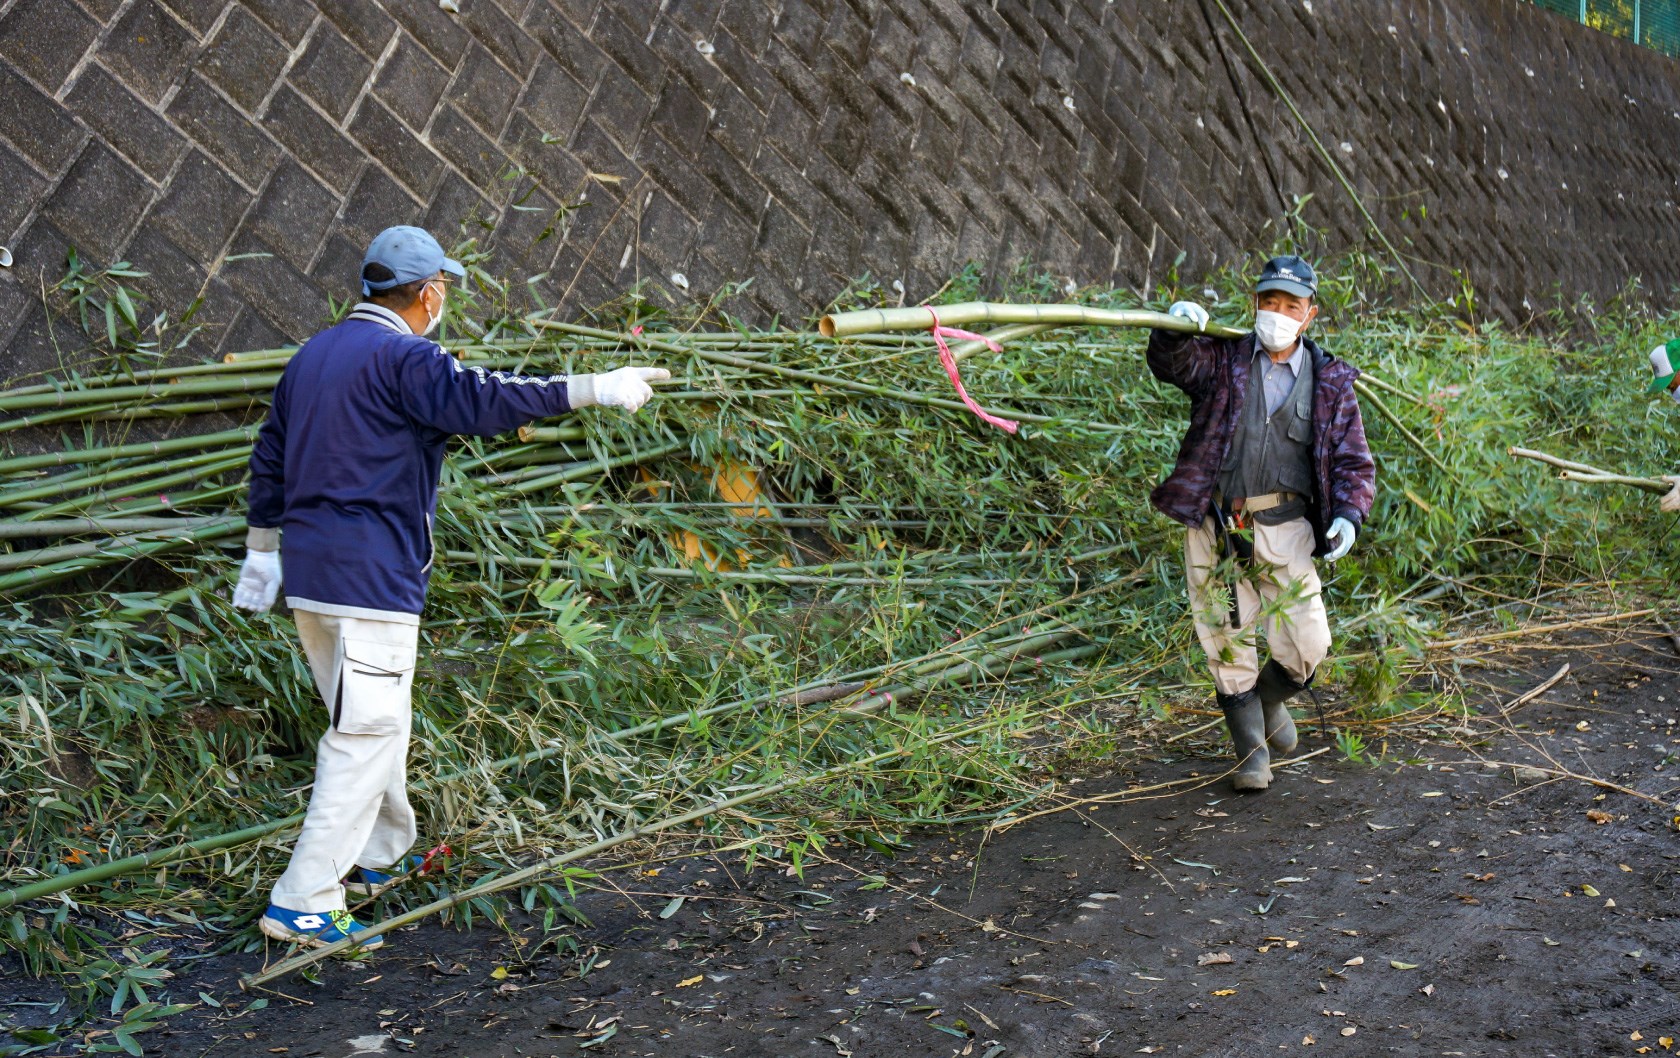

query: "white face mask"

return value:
[1254, 309, 1304, 353]
[419, 282, 443, 337]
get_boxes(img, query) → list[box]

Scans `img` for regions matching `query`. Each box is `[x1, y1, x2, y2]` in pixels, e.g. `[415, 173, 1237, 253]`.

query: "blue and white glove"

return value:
[233, 548, 282, 612]
[1167, 301, 1209, 331]
[1324, 517, 1357, 562]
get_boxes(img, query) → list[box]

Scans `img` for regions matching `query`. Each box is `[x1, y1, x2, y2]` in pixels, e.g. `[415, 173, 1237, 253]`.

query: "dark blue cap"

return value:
[362, 226, 464, 296]
[1255, 255, 1317, 298]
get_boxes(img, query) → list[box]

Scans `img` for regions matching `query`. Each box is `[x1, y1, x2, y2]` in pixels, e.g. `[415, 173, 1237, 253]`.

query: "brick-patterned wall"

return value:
[0, 0, 1676, 375]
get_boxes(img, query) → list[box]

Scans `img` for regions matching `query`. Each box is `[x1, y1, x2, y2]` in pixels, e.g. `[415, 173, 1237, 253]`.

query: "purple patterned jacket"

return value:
[1145, 329, 1376, 557]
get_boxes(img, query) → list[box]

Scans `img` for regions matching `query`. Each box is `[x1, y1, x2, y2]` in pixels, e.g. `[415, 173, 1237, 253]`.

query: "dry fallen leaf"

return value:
[676, 975, 704, 988]
[1211, 988, 1238, 996]
[1542, 937, 1561, 947]
[1343, 956, 1365, 967]
[1340, 1027, 1357, 1037]
[489, 966, 509, 981]
[1420, 984, 1436, 997]
[1632, 1031, 1645, 1041]
[1581, 884, 1601, 897]
[1661, 1037, 1674, 1048]
[1587, 809, 1614, 825]
[1619, 863, 1633, 873]
[1302, 1034, 1315, 1045]
[1390, 960, 1418, 970]
[1197, 951, 1234, 966]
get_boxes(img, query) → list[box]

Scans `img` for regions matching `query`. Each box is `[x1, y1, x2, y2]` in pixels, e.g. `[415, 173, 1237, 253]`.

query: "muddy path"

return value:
[14, 631, 1680, 1057]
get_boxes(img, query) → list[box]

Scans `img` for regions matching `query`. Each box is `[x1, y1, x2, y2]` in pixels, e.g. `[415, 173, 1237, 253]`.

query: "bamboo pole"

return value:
[0, 372, 282, 413]
[1352, 379, 1459, 482]
[0, 600, 1105, 910]
[17, 451, 251, 521]
[240, 707, 1045, 987]
[819, 303, 1228, 340]
[1559, 471, 1669, 493]
[1508, 446, 1605, 476]
[0, 518, 247, 594]
[0, 515, 233, 539]
[532, 320, 1134, 434]
[0, 517, 245, 571]
[0, 447, 251, 508]
[0, 427, 257, 476]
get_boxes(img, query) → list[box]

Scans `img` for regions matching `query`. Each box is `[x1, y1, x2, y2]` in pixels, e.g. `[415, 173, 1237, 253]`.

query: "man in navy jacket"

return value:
[232, 226, 668, 949]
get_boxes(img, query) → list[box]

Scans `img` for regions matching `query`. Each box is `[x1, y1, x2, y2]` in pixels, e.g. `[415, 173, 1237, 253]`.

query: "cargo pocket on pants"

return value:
[333, 636, 413, 736]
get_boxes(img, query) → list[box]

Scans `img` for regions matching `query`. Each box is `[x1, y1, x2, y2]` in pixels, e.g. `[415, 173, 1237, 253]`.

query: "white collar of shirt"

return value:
[346, 302, 415, 334]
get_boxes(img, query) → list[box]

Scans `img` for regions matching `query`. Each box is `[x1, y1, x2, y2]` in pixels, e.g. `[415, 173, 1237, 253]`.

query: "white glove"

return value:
[233, 549, 282, 612]
[1167, 301, 1209, 331]
[1662, 476, 1680, 513]
[592, 366, 671, 413]
[1324, 517, 1357, 562]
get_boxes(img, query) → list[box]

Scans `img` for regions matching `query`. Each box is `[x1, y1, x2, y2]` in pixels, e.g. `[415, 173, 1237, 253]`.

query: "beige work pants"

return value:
[1184, 516, 1330, 696]
[269, 610, 419, 913]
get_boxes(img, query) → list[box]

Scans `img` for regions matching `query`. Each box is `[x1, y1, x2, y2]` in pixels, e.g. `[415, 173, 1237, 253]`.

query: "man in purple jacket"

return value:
[1149, 256, 1376, 792]
[230, 226, 669, 950]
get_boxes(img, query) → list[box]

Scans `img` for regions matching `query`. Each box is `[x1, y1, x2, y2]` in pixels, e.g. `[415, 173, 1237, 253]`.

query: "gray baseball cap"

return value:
[1255, 255, 1317, 298]
[361, 226, 464, 295]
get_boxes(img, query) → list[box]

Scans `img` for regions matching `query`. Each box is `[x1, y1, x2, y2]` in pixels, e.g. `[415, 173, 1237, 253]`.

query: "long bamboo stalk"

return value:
[531, 320, 1134, 433]
[1352, 379, 1458, 482]
[0, 427, 257, 476]
[1558, 471, 1670, 493]
[0, 447, 250, 508]
[507, 440, 689, 494]
[0, 396, 266, 434]
[0, 515, 232, 539]
[0, 517, 245, 571]
[0, 373, 282, 413]
[1509, 446, 1613, 477]
[0, 600, 1102, 910]
[0, 519, 246, 594]
[819, 303, 1226, 340]
[17, 451, 250, 521]
[240, 707, 1045, 987]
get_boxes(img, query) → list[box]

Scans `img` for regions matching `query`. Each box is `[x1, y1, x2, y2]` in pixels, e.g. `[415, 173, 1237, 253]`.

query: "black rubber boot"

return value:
[1217, 688, 1271, 792]
[1255, 659, 1307, 755]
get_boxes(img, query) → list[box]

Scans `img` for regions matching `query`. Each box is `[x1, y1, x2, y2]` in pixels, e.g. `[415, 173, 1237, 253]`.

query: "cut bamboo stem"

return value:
[0, 517, 245, 571]
[530, 320, 1133, 434]
[1558, 471, 1669, 493]
[240, 708, 1042, 987]
[819, 303, 1231, 340]
[0, 599, 1104, 910]
[0, 426, 257, 476]
[0, 515, 232, 539]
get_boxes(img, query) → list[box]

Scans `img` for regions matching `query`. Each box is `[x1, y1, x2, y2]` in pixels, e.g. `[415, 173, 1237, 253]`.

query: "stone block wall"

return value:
[0, 0, 1676, 375]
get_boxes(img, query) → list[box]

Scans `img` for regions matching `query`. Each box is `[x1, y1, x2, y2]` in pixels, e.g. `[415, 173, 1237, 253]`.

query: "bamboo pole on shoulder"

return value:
[818, 303, 1233, 340]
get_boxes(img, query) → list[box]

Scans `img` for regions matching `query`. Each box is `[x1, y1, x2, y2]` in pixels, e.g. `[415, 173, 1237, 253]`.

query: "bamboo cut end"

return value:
[818, 316, 838, 338]
[518, 425, 536, 442]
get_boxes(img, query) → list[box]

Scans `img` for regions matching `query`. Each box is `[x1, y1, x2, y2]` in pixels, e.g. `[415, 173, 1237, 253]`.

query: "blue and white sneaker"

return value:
[343, 852, 444, 898]
[259, 905, 385, 951]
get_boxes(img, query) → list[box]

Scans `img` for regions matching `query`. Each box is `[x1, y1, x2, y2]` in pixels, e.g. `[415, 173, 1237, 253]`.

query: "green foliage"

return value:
[5, 229, 1680, 1042]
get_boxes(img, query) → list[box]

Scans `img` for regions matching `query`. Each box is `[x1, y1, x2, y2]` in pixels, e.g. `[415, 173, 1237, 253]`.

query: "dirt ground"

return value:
[12, 630, 1680, 1058]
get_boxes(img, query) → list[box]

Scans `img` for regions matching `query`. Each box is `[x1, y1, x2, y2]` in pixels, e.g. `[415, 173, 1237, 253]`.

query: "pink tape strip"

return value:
[926, 308, 1020, 435]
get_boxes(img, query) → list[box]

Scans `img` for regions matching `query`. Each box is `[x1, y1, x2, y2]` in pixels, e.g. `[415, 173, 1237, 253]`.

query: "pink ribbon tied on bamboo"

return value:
[926, 308, 1020, 435]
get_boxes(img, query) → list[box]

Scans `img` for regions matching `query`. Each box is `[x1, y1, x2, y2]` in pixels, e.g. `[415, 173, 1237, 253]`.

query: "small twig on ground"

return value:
[1497, 663, 1571, 716]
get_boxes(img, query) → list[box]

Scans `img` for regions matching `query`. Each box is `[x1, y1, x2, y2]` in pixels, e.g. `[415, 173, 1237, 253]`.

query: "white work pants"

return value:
[269, 611, 419, 913]
[1184, 516, 1330, 696]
